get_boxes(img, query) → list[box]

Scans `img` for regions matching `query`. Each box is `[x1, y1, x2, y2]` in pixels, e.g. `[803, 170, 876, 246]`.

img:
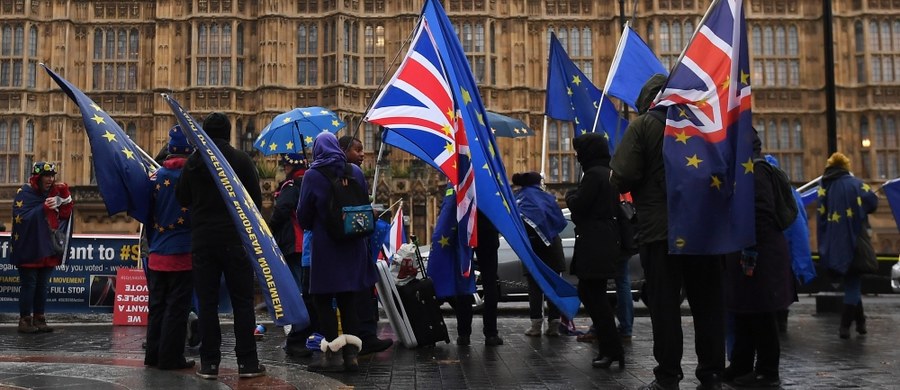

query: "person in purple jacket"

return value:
[297, 131, 377, 372]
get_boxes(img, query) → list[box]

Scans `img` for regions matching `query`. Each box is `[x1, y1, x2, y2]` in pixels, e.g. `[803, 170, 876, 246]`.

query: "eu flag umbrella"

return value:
[486, 111, 534, 138]
[254, 107, 345, 156]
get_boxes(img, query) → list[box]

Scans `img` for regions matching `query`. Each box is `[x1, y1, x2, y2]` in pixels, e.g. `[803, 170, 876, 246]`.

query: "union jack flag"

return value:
[382, 204, 407, 261]
[366, 20, 477, 248]
[655, 0, 756, 255]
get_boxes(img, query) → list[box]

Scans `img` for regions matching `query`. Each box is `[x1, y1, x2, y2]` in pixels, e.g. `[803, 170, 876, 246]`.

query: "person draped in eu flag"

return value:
[11, 162, 73, 334]
[143, 126, 196, 371]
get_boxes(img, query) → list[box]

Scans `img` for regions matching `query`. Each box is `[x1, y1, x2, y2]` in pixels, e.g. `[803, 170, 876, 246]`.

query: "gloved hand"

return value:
[44, 196, 61, 210]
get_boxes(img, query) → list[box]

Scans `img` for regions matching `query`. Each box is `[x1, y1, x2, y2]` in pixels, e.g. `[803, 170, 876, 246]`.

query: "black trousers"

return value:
[453, 294, 475, 337]
[145, 268, 193, 367]
[577, 279, 622, 358]
[312, 291, 359, 341]
[474, 243, 499, 337]
[730, 311, 780, 377]
[527, 273, 561, 320]
[355, 286, 379, 340]
[192, 244, 258, 367]
[641, 240, 725, 386]
[286, 265, 319, 346]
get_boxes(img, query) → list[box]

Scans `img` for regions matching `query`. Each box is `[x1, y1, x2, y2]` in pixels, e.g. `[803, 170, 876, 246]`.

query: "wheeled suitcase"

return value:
[395, 236, 450, 347]
[375, 259, 418, 348]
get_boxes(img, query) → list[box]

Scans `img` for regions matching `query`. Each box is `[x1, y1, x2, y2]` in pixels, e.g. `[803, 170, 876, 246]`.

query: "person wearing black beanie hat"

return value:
[202, 112, 231, 140]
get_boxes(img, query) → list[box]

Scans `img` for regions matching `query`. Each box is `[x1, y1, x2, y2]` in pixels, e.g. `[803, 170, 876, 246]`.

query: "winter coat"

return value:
[515, 185, 566, 273]
[566, 133, 620, 280]
[725, 161, 796, 313]
[269, 169, 304, 256]
[175, 138, 262, 248]
[297, 132, 377, 294]
[816, 166, 879, 275]
[609, 74, 669, 245]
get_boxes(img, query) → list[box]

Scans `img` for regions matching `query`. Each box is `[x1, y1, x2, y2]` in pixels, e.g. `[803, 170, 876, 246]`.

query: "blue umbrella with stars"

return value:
[486, 111, 535, 138]
[254, 107, 345, 156]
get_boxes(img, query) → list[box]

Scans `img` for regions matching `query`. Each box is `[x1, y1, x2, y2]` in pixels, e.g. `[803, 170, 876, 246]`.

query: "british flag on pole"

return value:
[366, 19, 477, 248]
[654, 0, 756, 255]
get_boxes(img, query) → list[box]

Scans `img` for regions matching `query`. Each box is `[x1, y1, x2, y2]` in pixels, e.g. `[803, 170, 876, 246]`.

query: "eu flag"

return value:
[428, 187, 476, 299]
[546, 33, 628, 150]
[406, 0, 580, 318]
[603, 23, 668, 112]
[883, 178, 900, 233]
[43, 65, 153, 224]
[653, 0, 756, 255]
[162, 94, 308, 328]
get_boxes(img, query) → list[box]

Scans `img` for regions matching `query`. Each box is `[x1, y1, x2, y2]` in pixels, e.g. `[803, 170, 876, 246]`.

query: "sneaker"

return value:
[359, 337, 393, 356]
[238, 363, 266, 378]
[196, 363, 218, 380]
[456, 335, 471, 346]
[484, 335, 504, 346]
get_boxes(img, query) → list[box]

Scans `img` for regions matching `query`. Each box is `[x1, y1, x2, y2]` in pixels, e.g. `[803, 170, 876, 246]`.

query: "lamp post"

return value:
[823, 0, 837, 155]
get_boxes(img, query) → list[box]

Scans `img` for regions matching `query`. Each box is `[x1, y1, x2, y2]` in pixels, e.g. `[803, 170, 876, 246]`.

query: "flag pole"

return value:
[591, 21, 631, 135]
[371, 140, 386, 204]
[796, 176, 822, 193]
[540, 115, 549, 178]
[654, 0, 721, 103]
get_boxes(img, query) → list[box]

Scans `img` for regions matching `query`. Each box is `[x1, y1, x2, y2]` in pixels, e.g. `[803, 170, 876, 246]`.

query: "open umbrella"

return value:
[486, 111, 535, 138]
[254, 107, 345, 156]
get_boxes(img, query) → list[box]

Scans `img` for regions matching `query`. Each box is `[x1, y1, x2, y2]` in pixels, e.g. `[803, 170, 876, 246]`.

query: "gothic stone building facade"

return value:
[0, 0, 898, 251]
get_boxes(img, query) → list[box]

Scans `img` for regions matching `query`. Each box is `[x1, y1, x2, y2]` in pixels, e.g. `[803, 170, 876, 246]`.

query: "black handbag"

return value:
[850, 223, 878, 275]
[50, 227, 66, 256]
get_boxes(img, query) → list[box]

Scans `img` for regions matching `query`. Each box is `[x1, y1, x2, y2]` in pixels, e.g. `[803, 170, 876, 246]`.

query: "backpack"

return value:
[753, 158, 799, 231]
[314, 164, 375, 241]
[615, 200, 639, 256]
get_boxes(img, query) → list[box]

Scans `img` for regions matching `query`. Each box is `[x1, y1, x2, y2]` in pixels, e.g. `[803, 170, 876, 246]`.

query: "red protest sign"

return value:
[112, 267, 149, 326]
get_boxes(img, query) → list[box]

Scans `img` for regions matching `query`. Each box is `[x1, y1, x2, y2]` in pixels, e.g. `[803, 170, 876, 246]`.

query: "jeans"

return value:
[192, 244, 258, 367]
[18, 267, 53, 317]
[145, 269, 193, 367]
[615, 256, 634, 336]
[843, 274, 862, 305]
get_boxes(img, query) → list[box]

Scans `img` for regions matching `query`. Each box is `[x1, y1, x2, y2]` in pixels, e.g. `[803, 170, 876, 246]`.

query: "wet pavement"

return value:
[0, 295, 897, 389]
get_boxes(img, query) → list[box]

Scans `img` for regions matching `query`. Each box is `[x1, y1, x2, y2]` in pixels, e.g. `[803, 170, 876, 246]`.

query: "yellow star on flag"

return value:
[122, 148, 135, 159]
[14, 215, 22, 224]
[685, 154, 703, 168]
[461, 88, 472, 105]
[444, 142, 455, 154]
[720, 76, 731, 90]
[696, 98, 708, 107]
[740, 70, 750, 85]
[678, 107, 688, 118]
[332, 119, 340, 127]
[305, 136, 313, 144]
[674, 131, 691, 144]
[442, 124, 453, 136]
[476, 112, 484, 125]
[91, 114, 105, 125]
[861, 183, 871, 192]
[269, 143, 278, 151]
[571, 75, 581, 86]
[741, 158, 755, 174]
[567, 87, 573, 96]
[90, 102, 103, 112]
[857, 196, 862, 206]
[286, 141, 294, 150]
[177, 217, 185, 224]
[164, 179, 171, 187]
[438, 235, 450, 248]
[102, 130, 117, 142]
[830, 211, 841, 222]
[15, 200, 22, 208]
[282, 116, 293, 124]
[818, 205, 826, 215]
[846, 208, 854, 218]
[817, 187, 826, 197]
[710, 175, 723, 190]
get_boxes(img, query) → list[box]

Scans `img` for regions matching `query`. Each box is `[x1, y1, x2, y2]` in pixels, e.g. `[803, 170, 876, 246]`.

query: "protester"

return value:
[298, 131, 377, 371]
[268, 153, 318, 357]
[610, 74, 726, 390]
[144, 126, 196, 370]
[453, 211, 503, 346]
[338, 135, 394, 355]
[512, 171, 566, 337]
[175, 112, 266, 379]
[816, 152, 878, 339]
[565, 132, 625, 369]
[11, 162, 73, 334]
[722, 133, 795, 388]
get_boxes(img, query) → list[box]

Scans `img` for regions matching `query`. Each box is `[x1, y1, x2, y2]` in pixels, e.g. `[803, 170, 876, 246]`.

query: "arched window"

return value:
[752, 26, 762, 55]
[570, 27, 580, 56]
[582, 27, 592, 56]
[775, 26, 785, 55]
[25, 120, 33, 152]
[855, 21, 865, 53]
[787, 25, 798, 56]
[763, 26, 773, 55]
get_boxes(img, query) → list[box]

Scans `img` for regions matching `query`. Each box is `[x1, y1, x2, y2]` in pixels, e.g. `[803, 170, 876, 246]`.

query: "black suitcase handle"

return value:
[409, 235, 428, 279]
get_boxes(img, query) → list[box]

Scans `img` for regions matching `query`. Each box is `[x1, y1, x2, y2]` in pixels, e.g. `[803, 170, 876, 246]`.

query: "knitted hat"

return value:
[202, 112, 231, 140]
[512, 171, 542, 187]
[167, 125, 194, 155]
[826, 152, 851, 170]
[32, 161, 57, 176]
[280, 153, 306, 167]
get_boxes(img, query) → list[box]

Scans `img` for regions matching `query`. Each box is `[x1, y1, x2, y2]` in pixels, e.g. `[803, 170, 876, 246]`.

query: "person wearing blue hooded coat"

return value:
[816, 152, 878, 339]
[297, 131, 376, 372]
[513, 171, 567, 337]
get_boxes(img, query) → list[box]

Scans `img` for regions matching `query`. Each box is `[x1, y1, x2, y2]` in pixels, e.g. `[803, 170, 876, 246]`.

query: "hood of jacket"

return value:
[636, 74, 668, 114]
[573, 132, 611, 169]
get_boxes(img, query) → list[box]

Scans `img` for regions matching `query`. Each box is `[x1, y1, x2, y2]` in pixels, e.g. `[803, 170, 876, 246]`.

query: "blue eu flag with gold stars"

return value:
[653, 0, 756, 255]
[43, 65, 153, 224]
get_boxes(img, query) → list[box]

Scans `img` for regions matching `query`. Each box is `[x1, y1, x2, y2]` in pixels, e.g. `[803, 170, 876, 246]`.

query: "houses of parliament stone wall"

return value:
[0, 0, 897, 251]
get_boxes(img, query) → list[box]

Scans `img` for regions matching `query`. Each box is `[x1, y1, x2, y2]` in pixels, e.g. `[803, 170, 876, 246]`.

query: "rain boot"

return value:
[33, 314, 53, 333]
[524, 319, 542, 337]
[855, 301, 867, 335]
[545, 319, 561, 337]
[307, 336, 346, 372]
[342, 335, 362, 371]
[17, 316, 38, 334]
[839, 304, 855, 339]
